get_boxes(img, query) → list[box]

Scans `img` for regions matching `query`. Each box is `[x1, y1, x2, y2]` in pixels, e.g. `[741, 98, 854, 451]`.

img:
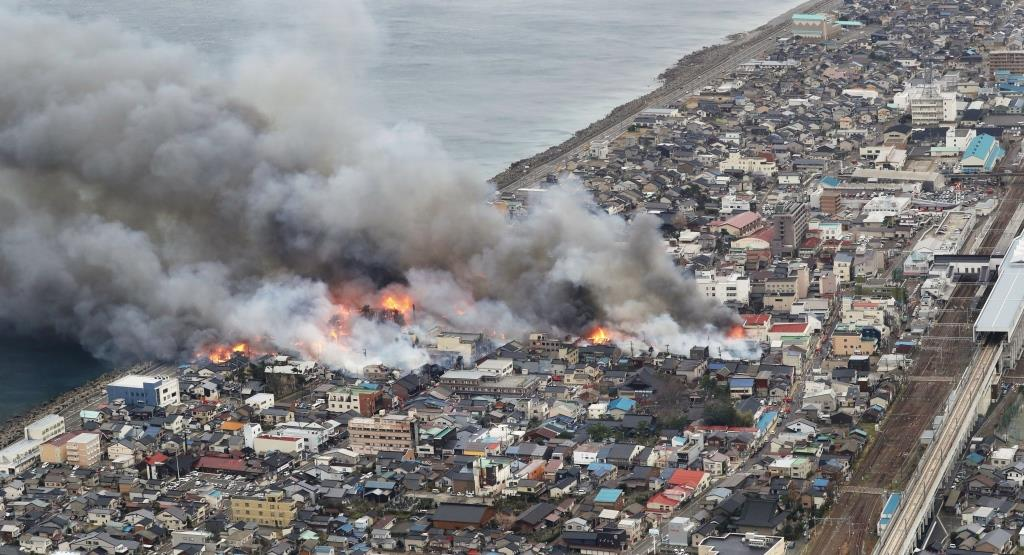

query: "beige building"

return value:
[347, 414, 420, 456]
[987, 50, 1024, 76]
[229, 490, 297, 528]
[67, 433, 102, 468]
[434, 331, 484, 362]
[831, 327, 878, 356]
[40, 431, 101, 467]
[326, 386, 381, 416]
[718, 152, 778, 175]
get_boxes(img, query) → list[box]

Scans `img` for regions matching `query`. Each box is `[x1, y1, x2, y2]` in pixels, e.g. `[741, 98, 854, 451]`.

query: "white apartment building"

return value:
[720, 194, 752, 214]
[718, 152, 778, 175]
[476, 358, 514, 375]
[245, 393, 275, 412]
[896, 84, 956, 124]
[24, 414, 65, 442]
[695, 272, 751, 305]
[0, 439, 41, 475]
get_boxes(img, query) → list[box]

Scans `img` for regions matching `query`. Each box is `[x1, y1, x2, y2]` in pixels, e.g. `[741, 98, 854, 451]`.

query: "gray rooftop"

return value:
[975, 235, 1024, 335]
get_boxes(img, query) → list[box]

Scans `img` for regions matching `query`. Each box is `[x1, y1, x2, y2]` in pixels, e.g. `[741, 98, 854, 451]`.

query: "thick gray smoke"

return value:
[0, 5, 742, 370]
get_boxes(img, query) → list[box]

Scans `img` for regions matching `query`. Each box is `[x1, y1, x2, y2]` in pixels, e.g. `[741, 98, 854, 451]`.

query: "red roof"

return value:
[667, 469, 707, 488]
[750, 227, 775, 242]
[724, 211, 760, 228]
[646, 492, 681, 511]
[691, 424, 758, 433]
[770, 322, 809, 333]
[145, 453, 169, 465]
[801, 237, 821, 248]
[196, 456, 247, 472]
[741, 314, 770, 326]
[258, 434, 301, 442]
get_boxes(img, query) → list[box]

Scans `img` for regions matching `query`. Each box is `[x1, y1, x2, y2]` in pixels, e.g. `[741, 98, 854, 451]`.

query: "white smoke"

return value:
[0, 3, 749, 372]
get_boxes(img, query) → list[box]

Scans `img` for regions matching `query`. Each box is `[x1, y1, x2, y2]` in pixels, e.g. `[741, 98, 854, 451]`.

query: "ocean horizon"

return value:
[1, 0, 805, 420]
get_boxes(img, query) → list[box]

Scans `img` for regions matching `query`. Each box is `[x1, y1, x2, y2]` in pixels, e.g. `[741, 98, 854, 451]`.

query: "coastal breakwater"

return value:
[0, 362, 159, 446]
[490, 0, 840, 191]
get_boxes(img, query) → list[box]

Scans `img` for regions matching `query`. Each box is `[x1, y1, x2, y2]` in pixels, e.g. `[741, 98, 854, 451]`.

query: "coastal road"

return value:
[61, 362, 174, 432]
[497, 0, 850, 194]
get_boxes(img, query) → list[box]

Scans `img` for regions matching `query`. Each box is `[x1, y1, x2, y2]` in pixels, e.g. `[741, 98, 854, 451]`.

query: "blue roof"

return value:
[608, 397, 636, 411]
[730, 377, 755, 387]
[756, 411, 778, 432]
[793, 13, 826, 21]
[812, 478, 830, 488]
[588, 462, 615, 476]
[820, 176, 840, 187]
[963, 134, 998, 158]
[595, 488, 623, 503]
[961, 134, 1004, 171]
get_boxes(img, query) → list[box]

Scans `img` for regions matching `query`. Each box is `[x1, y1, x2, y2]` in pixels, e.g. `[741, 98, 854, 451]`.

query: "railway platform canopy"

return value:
[975, 234, 1024, 367]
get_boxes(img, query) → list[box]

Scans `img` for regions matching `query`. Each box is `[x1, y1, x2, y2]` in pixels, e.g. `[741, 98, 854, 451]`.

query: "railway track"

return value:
[805, 172, 1024, 553]
[874, 338, 1001, 553]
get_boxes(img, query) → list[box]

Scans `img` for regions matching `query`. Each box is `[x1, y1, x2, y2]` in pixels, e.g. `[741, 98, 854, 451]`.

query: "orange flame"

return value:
[589, 327, 612, 345]
[381, 294, 414, 315]
[202, 342, 250, 363]
[727, 325, 745, 340]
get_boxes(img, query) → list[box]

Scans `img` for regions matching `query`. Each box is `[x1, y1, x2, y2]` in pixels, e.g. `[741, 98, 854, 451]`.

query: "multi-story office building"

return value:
[987, 50, 1024, 76]
[41, 431, 101, 468]
[347, 414, 420, 456]
[229, 490, 297, 528]
[326, 385, 382, 416]
[106, 375, 180, 407]
[771, 202, 810, 257]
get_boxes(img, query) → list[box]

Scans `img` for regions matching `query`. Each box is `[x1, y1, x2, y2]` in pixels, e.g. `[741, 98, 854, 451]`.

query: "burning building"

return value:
[0, 6, 749, 373]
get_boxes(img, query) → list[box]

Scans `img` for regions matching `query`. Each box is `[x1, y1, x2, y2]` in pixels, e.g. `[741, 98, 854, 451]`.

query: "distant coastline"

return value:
[490, 0, 835, 189]
[0, 0, 829, 438]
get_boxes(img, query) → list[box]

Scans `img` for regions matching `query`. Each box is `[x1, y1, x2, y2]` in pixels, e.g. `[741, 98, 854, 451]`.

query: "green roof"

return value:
[793, 13, 826, 21]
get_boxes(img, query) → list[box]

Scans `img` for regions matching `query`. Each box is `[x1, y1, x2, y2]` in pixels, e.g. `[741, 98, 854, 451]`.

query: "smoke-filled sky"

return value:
[0, 3, 743, 370]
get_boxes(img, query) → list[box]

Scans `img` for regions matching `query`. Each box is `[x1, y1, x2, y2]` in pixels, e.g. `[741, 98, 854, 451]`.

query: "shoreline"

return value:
[490, 0, 839, 190]
[0, 0, 840, 449]
[0, 363, 154, 446]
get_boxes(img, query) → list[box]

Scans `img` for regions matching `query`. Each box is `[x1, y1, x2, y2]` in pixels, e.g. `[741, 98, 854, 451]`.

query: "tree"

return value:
[703, 400, 752, 427]
[661, 415, 690, 431]
[588, 423, 614, 442]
